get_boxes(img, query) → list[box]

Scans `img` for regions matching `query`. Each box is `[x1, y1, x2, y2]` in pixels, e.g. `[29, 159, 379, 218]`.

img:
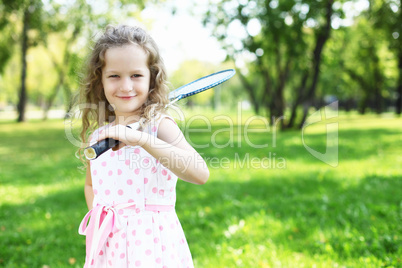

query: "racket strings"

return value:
[171, 71, 233, 97]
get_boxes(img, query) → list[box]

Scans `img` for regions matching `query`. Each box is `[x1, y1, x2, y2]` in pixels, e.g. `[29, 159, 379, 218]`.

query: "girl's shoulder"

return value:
[154, 112, 177, 129]
[144, 112, 177, 136]
[154, 112, 176, 125]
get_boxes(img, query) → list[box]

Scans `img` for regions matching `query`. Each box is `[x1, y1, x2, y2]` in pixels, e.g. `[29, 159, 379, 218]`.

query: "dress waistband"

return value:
[78, 201, 173, 267]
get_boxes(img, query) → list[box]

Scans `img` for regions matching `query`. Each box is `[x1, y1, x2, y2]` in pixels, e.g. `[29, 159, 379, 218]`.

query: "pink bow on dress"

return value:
[79, 202, 136, 267]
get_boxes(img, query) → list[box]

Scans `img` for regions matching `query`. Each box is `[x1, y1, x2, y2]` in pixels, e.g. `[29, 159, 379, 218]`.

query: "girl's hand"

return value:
[96, 125, 146, 150]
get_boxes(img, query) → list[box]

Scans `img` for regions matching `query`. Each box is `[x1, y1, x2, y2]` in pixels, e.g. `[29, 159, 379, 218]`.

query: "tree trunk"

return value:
[64, 85, 74, 119]
[43, 84, 61, 120]
[298, 0, 333, 129]
[358, 94, 369, 114]
[371, 42, 383, 114]
[396, 50, 402, 115]
[17, 8, 30, 122]
[286, 71, 309, 129]
[43, 55, 65, 120]
[273, 58, 290, 129]
[393, 0, 402, 115]
[44, 26, 81, 120]
[236, 68, 260, 114]
[260, 67, 272, 117]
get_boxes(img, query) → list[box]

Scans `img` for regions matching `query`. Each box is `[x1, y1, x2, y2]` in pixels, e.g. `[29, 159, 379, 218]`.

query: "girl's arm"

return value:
[97, 118, 209, 185]
[149, 117, 209, 185]
[84, 163, 94, 210]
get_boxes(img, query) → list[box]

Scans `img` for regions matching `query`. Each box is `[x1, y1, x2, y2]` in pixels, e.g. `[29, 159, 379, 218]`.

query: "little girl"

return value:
[77, 25, 209, 268]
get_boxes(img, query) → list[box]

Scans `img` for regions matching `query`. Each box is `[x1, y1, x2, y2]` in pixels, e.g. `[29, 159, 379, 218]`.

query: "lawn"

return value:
[0, 111, 401, 267]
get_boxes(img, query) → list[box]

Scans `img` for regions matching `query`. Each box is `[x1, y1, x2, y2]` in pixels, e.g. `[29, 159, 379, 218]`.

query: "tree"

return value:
[41, 0, 95, 120]
[289, 0, 335, 128]
[338, 16, 388, 114]
[0, 0, 46, 122]
[312, 1, 398, 115]
[372, 0, 402, 115]
[0, 7, 14, 74]
[203, 0, 345, 128]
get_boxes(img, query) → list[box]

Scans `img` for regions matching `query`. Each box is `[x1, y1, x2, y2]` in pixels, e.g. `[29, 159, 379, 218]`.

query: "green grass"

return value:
[0, 113, 401, 267]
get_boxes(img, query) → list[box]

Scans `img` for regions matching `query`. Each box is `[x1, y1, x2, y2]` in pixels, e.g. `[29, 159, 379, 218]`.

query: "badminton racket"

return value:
[167, 69, 236, 106]
[84, 69, 236, 160]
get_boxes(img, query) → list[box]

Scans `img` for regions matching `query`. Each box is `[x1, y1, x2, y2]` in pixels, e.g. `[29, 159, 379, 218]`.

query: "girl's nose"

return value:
[120, 77, 133, 92]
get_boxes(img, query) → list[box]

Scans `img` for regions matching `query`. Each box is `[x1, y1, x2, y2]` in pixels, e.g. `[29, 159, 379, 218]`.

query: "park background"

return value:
[0, 0, 401, 267]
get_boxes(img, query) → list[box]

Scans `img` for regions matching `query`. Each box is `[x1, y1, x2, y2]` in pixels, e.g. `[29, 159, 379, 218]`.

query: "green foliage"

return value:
[202, 0, 402, 122]
[0, 114, 401, 267]
[0, 32, 14, 74]
[204, 0, 338, 125]
[372, 0, 402, 52]
[0, 0, 150, 117]
[0, 53, 20, 105]
[27, 46, 58, 101]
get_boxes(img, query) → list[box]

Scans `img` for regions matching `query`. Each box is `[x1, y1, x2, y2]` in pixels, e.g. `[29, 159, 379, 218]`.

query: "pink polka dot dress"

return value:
[79, 115, 194, 268]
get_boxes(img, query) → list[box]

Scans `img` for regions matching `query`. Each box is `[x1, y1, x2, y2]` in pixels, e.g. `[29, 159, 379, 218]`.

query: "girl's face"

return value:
[102, 44, 150, 120]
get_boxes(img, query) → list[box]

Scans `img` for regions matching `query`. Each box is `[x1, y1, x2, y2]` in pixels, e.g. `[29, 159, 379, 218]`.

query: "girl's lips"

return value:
[118, 96, 136, 99]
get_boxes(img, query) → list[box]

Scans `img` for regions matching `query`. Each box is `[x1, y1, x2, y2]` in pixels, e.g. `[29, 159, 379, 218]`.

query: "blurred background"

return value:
[0, 0, 401, 124]
[0, 0, 401, 267]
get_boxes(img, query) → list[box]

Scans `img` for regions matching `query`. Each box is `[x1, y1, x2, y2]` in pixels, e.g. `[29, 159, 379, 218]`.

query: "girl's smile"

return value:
[102, 44, 151, 120]
[117, 95, 137, 100]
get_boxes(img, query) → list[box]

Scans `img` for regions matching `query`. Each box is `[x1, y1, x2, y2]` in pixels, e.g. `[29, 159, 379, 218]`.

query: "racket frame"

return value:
[168, 69, 236, 103]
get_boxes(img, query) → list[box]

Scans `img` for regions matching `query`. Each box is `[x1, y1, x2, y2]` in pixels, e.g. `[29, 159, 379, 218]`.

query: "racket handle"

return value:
[84, 138, 120, 160]
[84, 125, 134, 160]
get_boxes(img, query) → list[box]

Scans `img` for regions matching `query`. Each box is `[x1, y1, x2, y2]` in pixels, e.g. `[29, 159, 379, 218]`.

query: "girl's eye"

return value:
[132, 74, 142, 78]
[109, 75, 119, 78]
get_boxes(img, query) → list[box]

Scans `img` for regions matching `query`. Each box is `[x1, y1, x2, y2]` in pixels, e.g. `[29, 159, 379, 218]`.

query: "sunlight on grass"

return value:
[1, 179, 82, 206]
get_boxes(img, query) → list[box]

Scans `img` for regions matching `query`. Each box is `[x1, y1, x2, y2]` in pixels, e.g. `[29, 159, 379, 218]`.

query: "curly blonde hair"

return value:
[76, 25, 170, 165]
